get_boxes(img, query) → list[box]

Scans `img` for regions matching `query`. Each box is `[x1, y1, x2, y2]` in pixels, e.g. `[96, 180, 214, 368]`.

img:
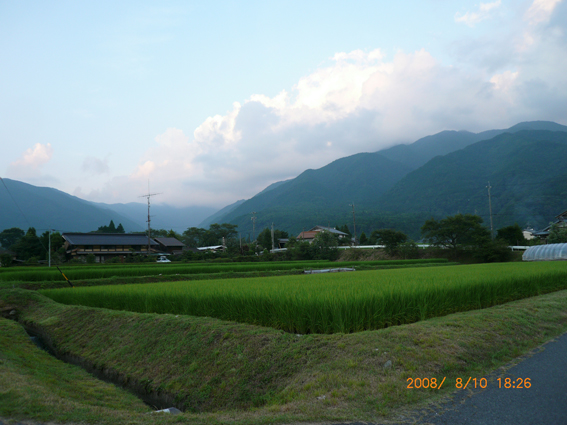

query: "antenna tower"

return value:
[139, 183, 162, 255]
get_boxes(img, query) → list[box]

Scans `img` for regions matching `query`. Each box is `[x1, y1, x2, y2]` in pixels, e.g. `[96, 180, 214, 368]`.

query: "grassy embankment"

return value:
[1, 261, 567, 424]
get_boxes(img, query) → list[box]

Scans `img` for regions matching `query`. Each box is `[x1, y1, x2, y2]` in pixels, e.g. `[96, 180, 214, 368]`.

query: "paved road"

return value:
[330, 331, 567, 425]
[409, 331, 567, 425]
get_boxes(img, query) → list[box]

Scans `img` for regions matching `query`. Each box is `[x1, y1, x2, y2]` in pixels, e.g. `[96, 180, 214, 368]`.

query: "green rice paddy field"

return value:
[0, 258, 448, 282]
[40, 261, 567, 334]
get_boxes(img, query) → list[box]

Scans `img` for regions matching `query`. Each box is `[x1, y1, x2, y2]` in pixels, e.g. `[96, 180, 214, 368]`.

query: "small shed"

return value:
[522, 243, 567, 261]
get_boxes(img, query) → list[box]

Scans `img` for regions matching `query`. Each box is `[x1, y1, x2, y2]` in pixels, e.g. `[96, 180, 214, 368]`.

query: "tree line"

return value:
[2, 214, 564, 266]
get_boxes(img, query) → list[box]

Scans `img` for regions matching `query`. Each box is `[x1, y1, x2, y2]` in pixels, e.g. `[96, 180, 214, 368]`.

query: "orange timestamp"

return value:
[406, 377, 532, 390]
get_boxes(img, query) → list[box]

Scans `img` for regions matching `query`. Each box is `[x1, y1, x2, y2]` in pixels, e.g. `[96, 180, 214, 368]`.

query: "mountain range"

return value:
[0, 179, 216, 236]
[201, 121, 567, 238]
[2, 120, 566, 240]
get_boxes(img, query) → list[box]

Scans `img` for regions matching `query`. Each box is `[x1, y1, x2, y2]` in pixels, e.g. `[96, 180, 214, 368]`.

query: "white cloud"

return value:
[82, 156, 110, 175]
[520, 0, 564, 48]
[525, 0, 563, 25]
[455, 1, 502, 27]
[7, 143, 54, 180]
[83, 1, 567, 209]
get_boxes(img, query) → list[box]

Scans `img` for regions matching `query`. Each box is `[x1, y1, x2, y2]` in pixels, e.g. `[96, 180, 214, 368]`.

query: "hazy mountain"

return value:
[96, 202, 218, 233]
[198, 199, 246, 228]
[377, 130, 567, 231]
[0, 179, 144, 233]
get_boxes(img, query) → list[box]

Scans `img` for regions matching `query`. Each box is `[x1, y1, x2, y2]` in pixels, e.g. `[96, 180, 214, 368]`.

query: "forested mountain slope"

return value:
[377, 130, 567, 230]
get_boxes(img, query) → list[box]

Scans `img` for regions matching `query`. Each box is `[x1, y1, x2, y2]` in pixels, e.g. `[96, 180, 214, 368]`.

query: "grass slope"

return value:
[1, 287, 567, 424]
[0, 317, 148, 423]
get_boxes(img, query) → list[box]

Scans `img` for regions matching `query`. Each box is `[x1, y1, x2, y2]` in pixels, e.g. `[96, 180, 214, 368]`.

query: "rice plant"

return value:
[41, 262, 567, 334]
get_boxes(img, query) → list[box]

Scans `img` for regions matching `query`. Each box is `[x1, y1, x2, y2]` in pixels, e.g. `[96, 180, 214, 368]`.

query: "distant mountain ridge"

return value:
[3, 121, 566, 239]
[0, 179, 144, 234]
[202, 121, 567, 236]
[0, 179, 217, 235]
[95, 202, 217, 232]
[377, 129, 567, 230]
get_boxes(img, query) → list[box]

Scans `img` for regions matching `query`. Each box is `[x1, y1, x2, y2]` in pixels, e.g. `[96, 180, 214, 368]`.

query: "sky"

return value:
[1, 0, 566, 210]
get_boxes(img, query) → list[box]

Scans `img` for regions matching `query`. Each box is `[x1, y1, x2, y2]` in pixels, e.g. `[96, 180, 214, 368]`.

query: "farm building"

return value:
[522, 243, 567, 261]
[62, 233, 160, 263]
[531, 209, 567, 241]
[297, 226, 349, 243]
[154, 237, 186, 255]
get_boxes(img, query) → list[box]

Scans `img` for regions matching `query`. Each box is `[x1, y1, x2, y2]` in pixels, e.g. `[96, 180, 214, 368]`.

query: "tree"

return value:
[182, 223, 239, 248]
[371, 229, 408, 255]
[548, 222, 567, 244]
[359, 232, 368, 245]
[94, 220, 126, 233]
[421, 214, 490, 254]
[496, 224, 527, 246]
[182, 227, 206, 247]
[311, 230, 339, 260]
[11, 227, 44, 261]
[0, 227, 24, 249]
[39, 231, 65, 261]
[0, 254, 12, 267]
[397, 240, 419, 259]
[257, 227, 289, 250]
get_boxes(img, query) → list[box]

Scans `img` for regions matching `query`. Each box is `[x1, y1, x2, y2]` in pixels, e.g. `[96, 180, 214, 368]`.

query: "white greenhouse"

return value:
[522, 243, 567, 261]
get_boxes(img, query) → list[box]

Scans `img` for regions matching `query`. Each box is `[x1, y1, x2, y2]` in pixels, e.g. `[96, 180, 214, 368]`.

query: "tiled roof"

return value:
[63, 233, 158, 246]
[309, 226, 349, 236]
[297, 231, 318, 239]
[154, 237, 185, 247]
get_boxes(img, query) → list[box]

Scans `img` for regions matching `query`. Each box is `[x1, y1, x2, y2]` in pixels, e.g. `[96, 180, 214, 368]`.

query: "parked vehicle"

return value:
[156, 255, 171, 263]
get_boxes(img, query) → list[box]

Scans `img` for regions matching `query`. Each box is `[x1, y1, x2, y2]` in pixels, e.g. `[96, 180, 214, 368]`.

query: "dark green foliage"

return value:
[359, 232, 368, 245]
[421, 214, 490, 252]
[548, 222, 567, 243]
[0, 227, 24, 249]
[496, 224, 527, 246]
[182, 223, 238, 248]
[311, 231, 339, 260]
[474, 238, 513, 263]
[285, 241, 314, 261]
[371, 229, 408, 255]
[256, 227, 289, 250]
[0, 254, 12, 267]
[397, 241, 419, 259]
[93, 220, 125, 234]
[10, 228, 45, 261]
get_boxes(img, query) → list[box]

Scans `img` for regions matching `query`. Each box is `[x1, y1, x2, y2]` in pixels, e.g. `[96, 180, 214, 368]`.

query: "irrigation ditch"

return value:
[5, 311, 182, 412]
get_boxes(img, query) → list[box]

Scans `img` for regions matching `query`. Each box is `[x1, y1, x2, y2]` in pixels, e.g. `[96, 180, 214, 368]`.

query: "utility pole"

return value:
[139, 183, 162, 256]
[271, 222, 275, 251]
[48, 228, 52, 267]
[349, 202, 357, 246]
[487, 182, 494, 240]
[251, 211, 257, 241]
